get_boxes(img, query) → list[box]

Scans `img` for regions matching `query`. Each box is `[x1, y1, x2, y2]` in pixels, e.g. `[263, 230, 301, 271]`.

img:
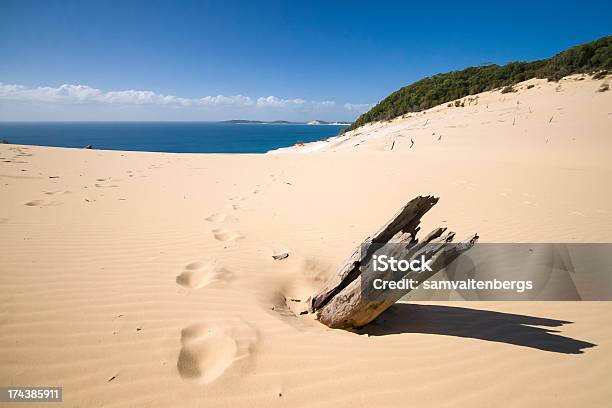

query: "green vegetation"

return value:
[343, 35, 612, 133]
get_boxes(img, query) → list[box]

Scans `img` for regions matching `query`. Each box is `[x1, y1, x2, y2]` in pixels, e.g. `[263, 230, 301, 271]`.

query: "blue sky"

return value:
[1, 0, 610, 121]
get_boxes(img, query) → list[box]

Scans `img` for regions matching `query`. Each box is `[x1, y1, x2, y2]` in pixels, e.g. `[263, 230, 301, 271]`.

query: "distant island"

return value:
[223, 120, 293, 124]
[222, 119, 351, 125]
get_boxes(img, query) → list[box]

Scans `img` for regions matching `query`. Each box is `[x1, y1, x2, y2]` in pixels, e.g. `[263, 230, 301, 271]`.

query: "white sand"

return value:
[1, 74, 611, 407]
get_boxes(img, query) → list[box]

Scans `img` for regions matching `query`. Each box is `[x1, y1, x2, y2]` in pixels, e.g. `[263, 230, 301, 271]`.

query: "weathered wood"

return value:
[308, 196, 438, 312]
[308, 196, 478, 329]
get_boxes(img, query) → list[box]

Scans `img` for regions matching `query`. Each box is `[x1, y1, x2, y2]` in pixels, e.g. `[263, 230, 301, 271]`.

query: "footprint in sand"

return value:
[177, 321, 257, 383]
[212, 229, 242, 242]
[24, 199, 61, 207]
[205, 213, 227, 223]
[25, 200, 44, 206]
[176, 262, 233, 289]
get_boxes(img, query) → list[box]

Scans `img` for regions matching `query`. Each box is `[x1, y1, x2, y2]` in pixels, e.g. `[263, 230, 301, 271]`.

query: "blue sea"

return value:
[0, 122, 348, 153]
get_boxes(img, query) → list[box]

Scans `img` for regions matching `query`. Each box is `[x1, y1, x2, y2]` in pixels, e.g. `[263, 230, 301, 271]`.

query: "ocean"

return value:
[0, 122, 348, 153]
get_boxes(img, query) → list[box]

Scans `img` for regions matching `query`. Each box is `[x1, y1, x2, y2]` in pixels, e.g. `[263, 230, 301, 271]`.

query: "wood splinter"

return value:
[307, 195, 478, 329]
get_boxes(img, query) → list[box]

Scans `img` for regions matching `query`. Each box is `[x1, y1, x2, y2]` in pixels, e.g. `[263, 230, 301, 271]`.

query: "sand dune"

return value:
[0, 75, 611, 407]
[274, 74, 611, 156]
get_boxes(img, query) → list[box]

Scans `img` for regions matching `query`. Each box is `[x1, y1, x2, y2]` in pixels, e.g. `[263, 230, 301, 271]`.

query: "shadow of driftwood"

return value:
[360, 303, 596, 354]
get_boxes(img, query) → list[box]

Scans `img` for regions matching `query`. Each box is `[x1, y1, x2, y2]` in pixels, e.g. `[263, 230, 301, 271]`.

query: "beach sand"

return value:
[1, 74, 611, 407]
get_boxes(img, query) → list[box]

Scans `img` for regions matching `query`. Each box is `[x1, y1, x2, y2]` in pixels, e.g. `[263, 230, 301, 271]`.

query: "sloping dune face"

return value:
[274, 75, 612, 156]
[0, 75, 611, 407]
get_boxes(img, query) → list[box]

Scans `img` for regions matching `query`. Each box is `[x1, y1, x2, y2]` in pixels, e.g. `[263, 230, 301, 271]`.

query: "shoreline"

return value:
[0, 122, 349, 155]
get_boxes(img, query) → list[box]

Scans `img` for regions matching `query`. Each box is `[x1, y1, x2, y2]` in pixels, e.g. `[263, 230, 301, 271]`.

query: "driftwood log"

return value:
[307, 196, 478, 329]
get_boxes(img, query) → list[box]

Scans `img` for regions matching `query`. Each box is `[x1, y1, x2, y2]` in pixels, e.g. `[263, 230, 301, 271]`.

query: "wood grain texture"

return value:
[309, 196, 478, 329]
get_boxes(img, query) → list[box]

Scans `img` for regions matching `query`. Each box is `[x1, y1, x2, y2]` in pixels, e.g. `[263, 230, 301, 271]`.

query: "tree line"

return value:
[343, 35, 611, 133]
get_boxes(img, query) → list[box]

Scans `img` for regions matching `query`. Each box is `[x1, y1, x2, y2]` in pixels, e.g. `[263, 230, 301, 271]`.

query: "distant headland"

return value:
[222, 119, 351, 125]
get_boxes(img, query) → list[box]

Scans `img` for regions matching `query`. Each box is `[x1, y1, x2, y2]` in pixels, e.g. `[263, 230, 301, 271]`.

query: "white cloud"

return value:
[255, 96, 339, 110]
[0, 83, 102, 103]
[344, 103, 372, 113]
[0, 82, 371, 121]
[197, 94, 253, 107]
[318, 100, 336, 107]
[256, 95, 305, 108]
[0, 83, 257, 107]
